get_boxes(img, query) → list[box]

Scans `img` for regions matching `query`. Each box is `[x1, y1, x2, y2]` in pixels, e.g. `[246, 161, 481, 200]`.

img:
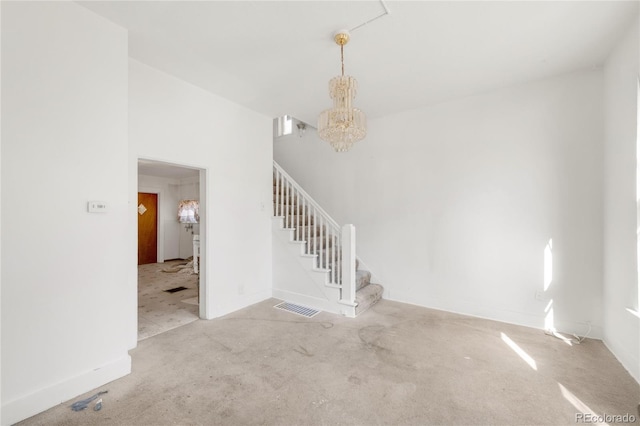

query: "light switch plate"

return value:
[88, 201, 108, 213]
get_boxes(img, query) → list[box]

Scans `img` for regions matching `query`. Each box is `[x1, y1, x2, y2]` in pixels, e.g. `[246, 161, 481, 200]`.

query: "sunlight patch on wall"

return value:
[542, 238, 556, 333]
[544, 299, 555, 333]
[544, 238, 553, 291]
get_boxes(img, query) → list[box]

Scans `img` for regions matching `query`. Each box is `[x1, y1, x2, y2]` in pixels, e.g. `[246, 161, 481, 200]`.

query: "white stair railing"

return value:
[273, 161, 356, 306]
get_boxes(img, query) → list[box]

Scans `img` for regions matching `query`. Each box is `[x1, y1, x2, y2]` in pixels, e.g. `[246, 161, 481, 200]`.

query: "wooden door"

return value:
[138, 192, 158, 265]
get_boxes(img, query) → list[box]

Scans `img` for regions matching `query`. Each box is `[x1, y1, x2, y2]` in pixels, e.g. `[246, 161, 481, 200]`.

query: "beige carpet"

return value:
[137, 260, 199, 340]
[18, 298, 640, 425]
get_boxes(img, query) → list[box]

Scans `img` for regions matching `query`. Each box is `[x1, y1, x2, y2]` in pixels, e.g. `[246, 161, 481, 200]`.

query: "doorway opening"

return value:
[137, 159, 206, 340]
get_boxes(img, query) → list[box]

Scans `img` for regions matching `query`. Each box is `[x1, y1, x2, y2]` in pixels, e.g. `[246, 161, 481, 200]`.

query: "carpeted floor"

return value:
[17, 298, 640, 425]
[138, 260, 199, 340]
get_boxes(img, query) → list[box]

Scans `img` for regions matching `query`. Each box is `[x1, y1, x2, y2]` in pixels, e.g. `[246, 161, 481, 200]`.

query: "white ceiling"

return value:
[80, 0, 638, 128]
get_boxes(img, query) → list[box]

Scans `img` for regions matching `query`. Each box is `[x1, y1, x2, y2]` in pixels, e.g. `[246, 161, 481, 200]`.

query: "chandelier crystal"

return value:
[318, 30, 367, 152]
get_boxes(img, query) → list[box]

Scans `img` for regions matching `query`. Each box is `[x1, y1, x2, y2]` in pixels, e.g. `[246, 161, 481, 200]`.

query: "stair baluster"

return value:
[313, 208, 317, 258]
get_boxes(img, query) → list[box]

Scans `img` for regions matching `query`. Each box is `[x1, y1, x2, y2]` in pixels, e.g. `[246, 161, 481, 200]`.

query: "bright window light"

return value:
[283, 115, 292, 135]
[273, 115, 293, 137]
[551, 330, 573, 346]
[558, 383, 606, 425]
[178, 200, 199, 224]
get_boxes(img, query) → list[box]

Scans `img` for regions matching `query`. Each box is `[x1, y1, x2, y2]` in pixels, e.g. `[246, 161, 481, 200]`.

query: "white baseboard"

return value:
[1, 355, 131, 426]
[388, 291, 603, 339]
[209, 289, 272, 319]
[603, 335, 640, 384]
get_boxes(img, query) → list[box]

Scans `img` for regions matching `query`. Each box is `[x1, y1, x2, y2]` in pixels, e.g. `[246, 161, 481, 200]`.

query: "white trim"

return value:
[1, 356, 131, 426]
[198, 168, 208, 319]
[210, 290, 273, 320]
[388, 290, 604, 339]
[604, 335, 640, 383]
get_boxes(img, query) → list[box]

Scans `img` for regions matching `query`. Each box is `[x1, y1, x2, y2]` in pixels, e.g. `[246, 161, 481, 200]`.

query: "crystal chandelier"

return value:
[318, 30, 367, 152]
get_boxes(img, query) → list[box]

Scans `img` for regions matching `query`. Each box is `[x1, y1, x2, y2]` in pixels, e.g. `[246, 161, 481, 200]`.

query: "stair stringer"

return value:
[272, 217, 348, 315]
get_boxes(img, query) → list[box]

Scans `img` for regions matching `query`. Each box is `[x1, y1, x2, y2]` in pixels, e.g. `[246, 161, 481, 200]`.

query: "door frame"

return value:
[136, 157, 208, 321]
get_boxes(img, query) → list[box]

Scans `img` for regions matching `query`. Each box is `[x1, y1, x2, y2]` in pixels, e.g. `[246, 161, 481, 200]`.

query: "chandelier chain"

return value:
[341, 44, 344, 77]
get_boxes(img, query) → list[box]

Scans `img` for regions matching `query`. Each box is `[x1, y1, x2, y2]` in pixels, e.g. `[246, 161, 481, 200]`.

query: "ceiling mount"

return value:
[334, 30, 350, 46]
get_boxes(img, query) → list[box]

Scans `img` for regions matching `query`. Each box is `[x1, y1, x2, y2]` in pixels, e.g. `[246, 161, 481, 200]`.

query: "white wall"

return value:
[275, 69, 605, 338]
[1, 2, 131, 424]
[129, 60, 273, 320]
[603, 17, 640, 382]
[179, 176, 199, 200]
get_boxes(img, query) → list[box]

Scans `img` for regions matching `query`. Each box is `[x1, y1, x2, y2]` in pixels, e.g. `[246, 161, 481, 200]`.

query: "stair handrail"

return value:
[273, 160, 357, 310]
[273, 161, 340, 231]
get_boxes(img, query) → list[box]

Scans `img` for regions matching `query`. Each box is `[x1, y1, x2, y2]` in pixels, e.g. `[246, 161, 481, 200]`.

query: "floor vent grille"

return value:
[274, 301, 320, 318]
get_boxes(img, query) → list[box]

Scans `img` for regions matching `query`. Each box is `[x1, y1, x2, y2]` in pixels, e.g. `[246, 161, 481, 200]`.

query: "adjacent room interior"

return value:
[137, 160, 204, 340]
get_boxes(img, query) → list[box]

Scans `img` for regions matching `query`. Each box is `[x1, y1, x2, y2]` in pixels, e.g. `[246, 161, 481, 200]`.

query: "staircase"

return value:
[272, 161, 383, 317]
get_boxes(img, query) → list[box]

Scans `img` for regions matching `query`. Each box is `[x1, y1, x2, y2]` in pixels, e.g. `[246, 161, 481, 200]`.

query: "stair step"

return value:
[274, 205, 326, 216]
[273, 196, 297, 203]
[281, 215, 315, 226]
[313, 250, 363, 271]
[277, 221, 361, 270]
[307, 236, 338, 250]
[292, 224, 326, 237]
[273, 195, 300, 204]
[273, 203, 301, 214]
[274, 206, 307, 216]
[273, 190, 298, 197]
[355, 283, 383, 316]
[356, 270, 371, 291]
[314, 248, 342, 269]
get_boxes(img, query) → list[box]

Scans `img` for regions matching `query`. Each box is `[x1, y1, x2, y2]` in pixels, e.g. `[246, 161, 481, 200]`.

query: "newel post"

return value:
[340, 224, 356, 307]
